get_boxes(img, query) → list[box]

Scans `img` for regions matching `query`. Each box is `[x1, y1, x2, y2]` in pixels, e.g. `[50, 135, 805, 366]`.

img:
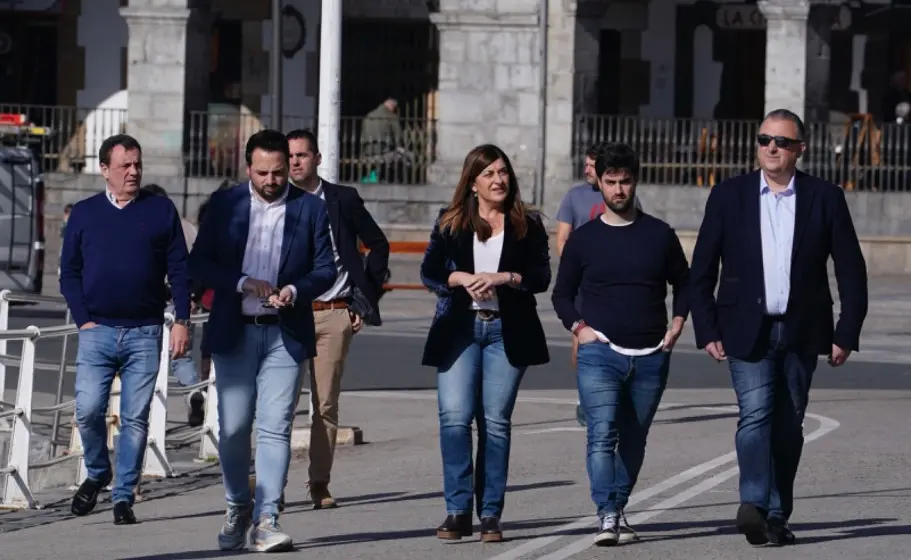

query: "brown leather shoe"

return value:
[309, 482, 338, 509]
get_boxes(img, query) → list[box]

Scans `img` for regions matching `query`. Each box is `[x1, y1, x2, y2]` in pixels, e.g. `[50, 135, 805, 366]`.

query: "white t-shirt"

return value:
[470, 231, 504, 311]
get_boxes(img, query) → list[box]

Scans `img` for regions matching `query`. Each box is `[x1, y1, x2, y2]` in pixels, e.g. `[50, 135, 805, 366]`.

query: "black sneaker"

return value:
[71, 474, 111, 516]
[617, 510, 640, 543]
[766, 517, 796, 546]
[736, 503, 770, 545]
[593, 513, 619, 546]
[187, 390, 205, 427]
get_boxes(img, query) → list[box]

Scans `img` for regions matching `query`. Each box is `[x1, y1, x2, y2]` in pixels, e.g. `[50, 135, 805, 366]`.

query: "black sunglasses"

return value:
[757, 134, 801, 149]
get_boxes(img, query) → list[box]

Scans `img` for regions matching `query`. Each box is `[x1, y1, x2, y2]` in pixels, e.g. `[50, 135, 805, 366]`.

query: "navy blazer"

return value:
[420, 209, 552, 368]
[689, 170, 869, 360]
[188, 183, 337, 363]
[320, 180, 390, 325]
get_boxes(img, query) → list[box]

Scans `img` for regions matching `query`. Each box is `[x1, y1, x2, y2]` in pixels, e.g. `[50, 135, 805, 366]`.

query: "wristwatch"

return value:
[571, 320, 587, 335]
[173, 318, 191, 327]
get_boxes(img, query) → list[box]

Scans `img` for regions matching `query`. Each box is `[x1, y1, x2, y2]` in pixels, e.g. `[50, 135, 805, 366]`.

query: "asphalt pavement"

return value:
[1, 290, 910, 559]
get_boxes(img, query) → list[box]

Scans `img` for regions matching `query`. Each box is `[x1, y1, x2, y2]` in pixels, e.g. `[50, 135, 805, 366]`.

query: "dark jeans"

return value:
[728, 318, 817, 521]
[577, 342, 670, 517]
[436, 317, 525, 519]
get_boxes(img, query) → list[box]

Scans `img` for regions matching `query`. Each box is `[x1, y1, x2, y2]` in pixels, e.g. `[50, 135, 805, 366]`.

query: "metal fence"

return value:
[574, 114, 911, 191]
[0, 104, 437, 185]
[0, 290, 220, 509]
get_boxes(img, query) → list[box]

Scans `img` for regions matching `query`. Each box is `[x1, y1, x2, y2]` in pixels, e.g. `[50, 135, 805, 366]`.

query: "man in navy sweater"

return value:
[59, 134, 191, 525]
[552, 142, 690, 547]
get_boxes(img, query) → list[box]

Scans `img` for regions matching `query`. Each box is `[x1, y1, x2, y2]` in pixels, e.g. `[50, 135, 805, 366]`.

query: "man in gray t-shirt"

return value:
[556, 144, 642, 427]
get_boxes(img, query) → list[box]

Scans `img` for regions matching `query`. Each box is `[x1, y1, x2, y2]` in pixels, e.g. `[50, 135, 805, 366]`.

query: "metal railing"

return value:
[574, 113, 911, 191]
[1, 103, 437, 185]
[187, 111, 437, 184]
[0, 104, 127, 174]
[0, 290, 221, 510]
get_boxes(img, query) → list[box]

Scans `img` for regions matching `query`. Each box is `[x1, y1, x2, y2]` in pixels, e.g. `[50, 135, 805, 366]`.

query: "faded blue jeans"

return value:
[577, 342, 671, 517]
[437, 317, 525, 519]
[74, 324, 163, 505]
[213, 324, 302, 520]
[729, 318, 817, 522]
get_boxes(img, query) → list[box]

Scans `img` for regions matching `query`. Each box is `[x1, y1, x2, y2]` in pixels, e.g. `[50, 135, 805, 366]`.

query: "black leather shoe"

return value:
[735, 504, 769, 545]
[71, 475, 111, 516]
[766, 518, 796, 546]
[480, 517, 503, 542]
[113, 501, 137, 525]
[436, 513, 472, 540]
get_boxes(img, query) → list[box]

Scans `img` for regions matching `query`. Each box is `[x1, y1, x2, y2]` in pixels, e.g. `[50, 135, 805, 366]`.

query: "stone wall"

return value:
[429, 0, 575, 219]
[41, 175, 911, 284]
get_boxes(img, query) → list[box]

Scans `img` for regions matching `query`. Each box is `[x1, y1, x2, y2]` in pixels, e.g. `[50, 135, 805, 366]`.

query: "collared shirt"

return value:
[235, 182, 293, 316]
[311, 180, 351, 302]
[759, 172, 796, 316]
[105, 188, 137, 209]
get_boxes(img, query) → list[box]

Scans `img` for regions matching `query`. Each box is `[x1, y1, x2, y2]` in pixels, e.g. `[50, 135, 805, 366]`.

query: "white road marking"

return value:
[487, 406, 840, 560]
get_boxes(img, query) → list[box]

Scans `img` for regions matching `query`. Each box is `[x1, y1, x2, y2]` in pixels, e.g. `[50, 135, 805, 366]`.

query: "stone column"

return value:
[119, 0, 209, 178]
[429, 0, 575, 218]
[758, 0, 810, 120]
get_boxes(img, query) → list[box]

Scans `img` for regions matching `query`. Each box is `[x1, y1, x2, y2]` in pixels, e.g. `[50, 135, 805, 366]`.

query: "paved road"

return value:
[2, 386, 909, 559]
[2, 291, 911, 558]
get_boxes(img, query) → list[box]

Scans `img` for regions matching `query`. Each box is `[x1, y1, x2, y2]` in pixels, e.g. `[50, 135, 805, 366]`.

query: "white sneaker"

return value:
[617, 510, 640, 543]
[593, 513, 619, 546]
[249, 514, 293, 552]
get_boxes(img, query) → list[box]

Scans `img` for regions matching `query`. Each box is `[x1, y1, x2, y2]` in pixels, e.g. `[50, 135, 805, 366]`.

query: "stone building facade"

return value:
[3, 0, 907, 219]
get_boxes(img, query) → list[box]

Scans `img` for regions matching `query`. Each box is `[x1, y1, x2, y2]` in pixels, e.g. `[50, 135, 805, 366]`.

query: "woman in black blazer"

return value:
[420, 144, 551, 543]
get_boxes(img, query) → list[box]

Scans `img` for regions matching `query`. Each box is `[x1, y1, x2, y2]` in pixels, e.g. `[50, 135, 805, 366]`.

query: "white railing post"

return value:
[143, 322, 173, 478]
[69, 413, 88, 489]
[198, 361, 219, 461]
[0, 290, 10, 414]
[3, 326, 40, 508]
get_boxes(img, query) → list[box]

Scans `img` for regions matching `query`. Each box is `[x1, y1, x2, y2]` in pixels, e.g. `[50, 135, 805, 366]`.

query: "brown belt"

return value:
[312, 299, 349, 311]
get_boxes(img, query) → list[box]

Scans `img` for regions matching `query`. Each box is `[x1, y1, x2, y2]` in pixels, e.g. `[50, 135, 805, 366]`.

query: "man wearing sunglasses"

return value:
[689, 109, 868, 547]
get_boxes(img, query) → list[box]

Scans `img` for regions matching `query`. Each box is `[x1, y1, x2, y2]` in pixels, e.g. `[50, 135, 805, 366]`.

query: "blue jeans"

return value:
[729, 319, 817, 522]
[437, 317, 525, 519]
[577, 343, 670, 517]
[74, 324, 163, 505]
[213, 324, 302, 519]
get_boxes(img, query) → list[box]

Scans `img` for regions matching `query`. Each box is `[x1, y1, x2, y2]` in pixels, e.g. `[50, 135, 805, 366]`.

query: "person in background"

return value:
[689, 109, 868, 546]
[57, 203, 73, 278]
[141, 183, 205, 427]
[189, 129, 336, 552]
[286, 129, 390, 509]
[420, 144, 551, 543]
[60, 134, 191, 525]
[556, 143, 642, 428]
[552, 142, 688, 546]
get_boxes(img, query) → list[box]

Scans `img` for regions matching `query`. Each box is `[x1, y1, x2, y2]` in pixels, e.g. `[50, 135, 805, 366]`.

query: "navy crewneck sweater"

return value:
[551, 212, 690, 348]
[59, 191, 191, 328]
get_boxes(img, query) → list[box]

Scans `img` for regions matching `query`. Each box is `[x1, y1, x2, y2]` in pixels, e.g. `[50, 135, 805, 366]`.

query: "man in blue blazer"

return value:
[189, 129, 337, 553]
[690, 109, 868, 547]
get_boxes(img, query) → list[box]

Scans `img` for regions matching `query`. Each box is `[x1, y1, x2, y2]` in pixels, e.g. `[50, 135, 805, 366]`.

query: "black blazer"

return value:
[320, 180, 390, 325]
[690, 170, 869, 360]
[420, 209, 552, 368]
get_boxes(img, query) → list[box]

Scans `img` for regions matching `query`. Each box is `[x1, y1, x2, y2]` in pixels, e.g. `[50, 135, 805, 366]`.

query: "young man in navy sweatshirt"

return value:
[59, 134, 191, 525]
[551, 142, 690, 547]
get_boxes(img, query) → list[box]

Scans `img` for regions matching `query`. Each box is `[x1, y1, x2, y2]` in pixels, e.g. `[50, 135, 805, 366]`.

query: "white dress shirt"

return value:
[311, 181, 351, 302]
[235, 182, 297, 316]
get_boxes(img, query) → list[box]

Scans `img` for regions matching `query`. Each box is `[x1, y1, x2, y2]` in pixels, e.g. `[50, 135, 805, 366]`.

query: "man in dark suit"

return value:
[286, 129, 390, 508]
[189, 129, 337, 553]
[690, 109, 868, 547]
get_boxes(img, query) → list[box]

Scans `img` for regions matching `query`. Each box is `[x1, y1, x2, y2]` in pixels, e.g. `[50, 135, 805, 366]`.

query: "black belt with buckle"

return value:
[475, 309, 501, 322]
[242, 314, 280, 326]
